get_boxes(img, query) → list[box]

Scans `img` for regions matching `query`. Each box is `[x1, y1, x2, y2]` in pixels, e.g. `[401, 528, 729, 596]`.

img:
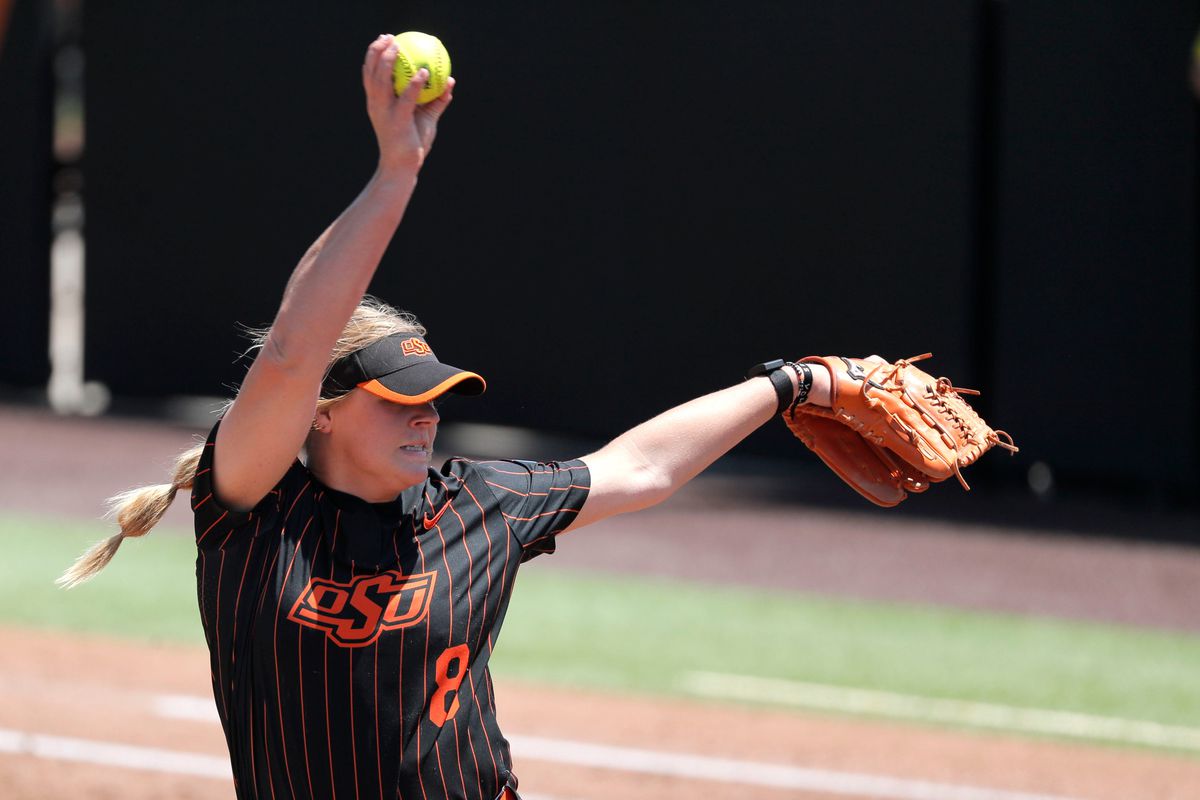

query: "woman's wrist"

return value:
[373, 159, 422, 187]
[365, 165, 420, 209]
[783, 362, 832, 408]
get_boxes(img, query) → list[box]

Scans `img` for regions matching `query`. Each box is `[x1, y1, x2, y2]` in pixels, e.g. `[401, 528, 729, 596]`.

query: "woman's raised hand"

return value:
[362, 34, 455, 173]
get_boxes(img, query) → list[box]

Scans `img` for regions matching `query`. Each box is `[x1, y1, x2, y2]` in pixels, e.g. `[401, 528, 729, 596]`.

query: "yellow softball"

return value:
[391, 31, 451, 104]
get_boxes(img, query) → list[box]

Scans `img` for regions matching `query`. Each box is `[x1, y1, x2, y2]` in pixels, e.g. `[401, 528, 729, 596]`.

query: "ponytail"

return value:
[57, 443, 205, 589]
[58, 298, 425, 589]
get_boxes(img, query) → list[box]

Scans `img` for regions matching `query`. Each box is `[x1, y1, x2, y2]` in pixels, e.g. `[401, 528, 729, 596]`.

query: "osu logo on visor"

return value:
[287, 570, 437, 647]
[400, 338, 432, 356]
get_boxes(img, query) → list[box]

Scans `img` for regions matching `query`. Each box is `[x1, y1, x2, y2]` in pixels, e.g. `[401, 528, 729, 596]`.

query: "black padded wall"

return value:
[0, 0, 53, 388]
[83, 1, 976, 449]
[81, 2, 1200, 498]
[989, 1, 1198, 497]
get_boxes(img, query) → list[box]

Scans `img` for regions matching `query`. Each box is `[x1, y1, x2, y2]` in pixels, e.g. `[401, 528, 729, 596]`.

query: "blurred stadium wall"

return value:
[0, 0, 53, 387]
[2, 1, 1196, 509]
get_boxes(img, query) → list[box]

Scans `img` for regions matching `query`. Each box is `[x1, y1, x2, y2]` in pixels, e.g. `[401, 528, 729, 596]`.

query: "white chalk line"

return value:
[0, 726, 231, 778]
[0, 724, 573, 800]
[681, 671, 1200, 752]
[505, 734, 1079, 800]
[0, 721, 1079, 800]
[154, 693, 218, 722]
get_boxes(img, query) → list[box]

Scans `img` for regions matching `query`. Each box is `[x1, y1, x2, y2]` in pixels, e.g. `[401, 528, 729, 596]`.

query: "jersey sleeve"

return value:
[476, 459, 591, 561]
[191, 421, 290, 550]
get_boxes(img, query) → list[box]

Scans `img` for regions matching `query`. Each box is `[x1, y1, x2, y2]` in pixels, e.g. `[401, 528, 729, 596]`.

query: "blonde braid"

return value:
[57, 296, 426, 588]
[57, 443, 204, 589]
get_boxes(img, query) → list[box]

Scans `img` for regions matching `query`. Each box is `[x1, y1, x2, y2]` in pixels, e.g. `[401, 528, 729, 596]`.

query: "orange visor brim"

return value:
[358, 372, 487, 405]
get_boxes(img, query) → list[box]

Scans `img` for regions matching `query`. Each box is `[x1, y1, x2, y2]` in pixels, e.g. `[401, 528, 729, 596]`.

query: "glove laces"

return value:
[871, 354, 1019, 491]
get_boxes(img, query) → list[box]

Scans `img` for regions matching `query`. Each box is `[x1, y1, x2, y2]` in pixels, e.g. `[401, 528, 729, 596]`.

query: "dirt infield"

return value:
[3, 626, 1200, 800]
[5, 403, 1200, 798]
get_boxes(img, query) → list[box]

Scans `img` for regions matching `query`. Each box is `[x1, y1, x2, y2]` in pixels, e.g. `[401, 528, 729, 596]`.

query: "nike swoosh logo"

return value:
[422, 501, 451, 531]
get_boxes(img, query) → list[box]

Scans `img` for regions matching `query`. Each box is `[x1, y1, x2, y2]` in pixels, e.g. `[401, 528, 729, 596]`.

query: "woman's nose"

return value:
[414, 402, 440, 424]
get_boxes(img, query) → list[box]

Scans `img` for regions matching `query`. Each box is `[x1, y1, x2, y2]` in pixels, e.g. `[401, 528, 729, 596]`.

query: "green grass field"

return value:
[5, 511, 1200, 744]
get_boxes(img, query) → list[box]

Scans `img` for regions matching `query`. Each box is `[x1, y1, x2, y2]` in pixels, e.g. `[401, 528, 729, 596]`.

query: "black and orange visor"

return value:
[321, 334, 486, 405]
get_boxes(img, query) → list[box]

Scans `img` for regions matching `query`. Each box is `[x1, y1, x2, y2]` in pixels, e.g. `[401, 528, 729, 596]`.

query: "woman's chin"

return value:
[391, 449, 431, 478]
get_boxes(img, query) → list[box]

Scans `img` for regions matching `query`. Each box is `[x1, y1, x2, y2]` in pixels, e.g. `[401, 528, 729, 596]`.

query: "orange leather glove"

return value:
[784, 354, 1017, 507]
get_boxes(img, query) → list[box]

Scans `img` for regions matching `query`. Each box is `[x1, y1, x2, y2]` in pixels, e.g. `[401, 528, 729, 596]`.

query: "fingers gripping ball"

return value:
[392, 31, 451, 104]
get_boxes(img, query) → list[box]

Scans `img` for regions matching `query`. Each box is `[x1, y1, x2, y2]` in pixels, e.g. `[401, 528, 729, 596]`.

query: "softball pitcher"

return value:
[59, 33, 838, 800]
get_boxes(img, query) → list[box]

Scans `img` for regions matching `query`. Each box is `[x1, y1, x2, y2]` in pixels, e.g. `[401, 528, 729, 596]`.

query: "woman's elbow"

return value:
[625, 460, 675, 512]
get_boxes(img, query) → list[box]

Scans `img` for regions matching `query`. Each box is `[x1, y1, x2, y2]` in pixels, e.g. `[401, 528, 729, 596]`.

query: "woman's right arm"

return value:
[213, 35, 454, 511]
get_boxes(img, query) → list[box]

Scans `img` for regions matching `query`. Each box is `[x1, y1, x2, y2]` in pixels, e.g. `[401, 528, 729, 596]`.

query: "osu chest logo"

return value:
[287, 570, 437, 648]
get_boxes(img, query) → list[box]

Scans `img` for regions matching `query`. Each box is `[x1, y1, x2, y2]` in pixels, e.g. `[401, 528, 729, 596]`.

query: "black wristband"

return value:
[785, 361, 812, 417]
[765, 368, 794, 416]
[745, 359, 793, 416]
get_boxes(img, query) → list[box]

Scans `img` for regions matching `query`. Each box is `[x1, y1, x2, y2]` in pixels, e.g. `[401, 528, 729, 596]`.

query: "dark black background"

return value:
[0, 0, 53, 387]
[3, 0, 1197, 510]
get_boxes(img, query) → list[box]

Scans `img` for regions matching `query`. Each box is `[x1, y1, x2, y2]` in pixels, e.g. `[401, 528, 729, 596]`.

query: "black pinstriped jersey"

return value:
[192, 421, 590, 800]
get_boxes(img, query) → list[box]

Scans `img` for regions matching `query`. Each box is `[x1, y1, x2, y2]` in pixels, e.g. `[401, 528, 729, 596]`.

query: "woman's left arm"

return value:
[567, 363, 832, 531]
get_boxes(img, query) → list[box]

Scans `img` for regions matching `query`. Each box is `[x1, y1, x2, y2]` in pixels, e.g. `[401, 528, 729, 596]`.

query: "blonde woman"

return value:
[61, 34, 833, 800]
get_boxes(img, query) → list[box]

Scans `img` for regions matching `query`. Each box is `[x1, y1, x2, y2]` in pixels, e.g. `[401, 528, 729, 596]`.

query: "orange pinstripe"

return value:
[415, 533, 430, 800]
[439, 477, 501, 789]
[453, 482, 506, 796]
[348, 564, 362, 800]
[427, 491, 467, 794]
[263, 700, 279, 800]
[426, 486, 471, 800]
[390, 528, 409, 800]
[283, 480, 313, 523]
[374, 629, 383, 800]
[227, 517, 259, 719]
[195, 423, 589, 799]
[481, 462, 589, 475]
[503, 508, 582, 523]
[298, 533, 324, 800]
[466, 728, 484, 800]
[459, 480, 511, 664]
[433, 740, 450, 799]
[325, 510, 341, 800]
[273, 513, 315, 800]
[482, 480, 546, 497]
[483, 479, 589, 496]
[211, 548, 229, 723]
[196, 508, 227, 546]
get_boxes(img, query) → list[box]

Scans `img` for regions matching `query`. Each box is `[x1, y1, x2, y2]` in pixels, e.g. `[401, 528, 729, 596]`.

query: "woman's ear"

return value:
[313, 406, 333, 434]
